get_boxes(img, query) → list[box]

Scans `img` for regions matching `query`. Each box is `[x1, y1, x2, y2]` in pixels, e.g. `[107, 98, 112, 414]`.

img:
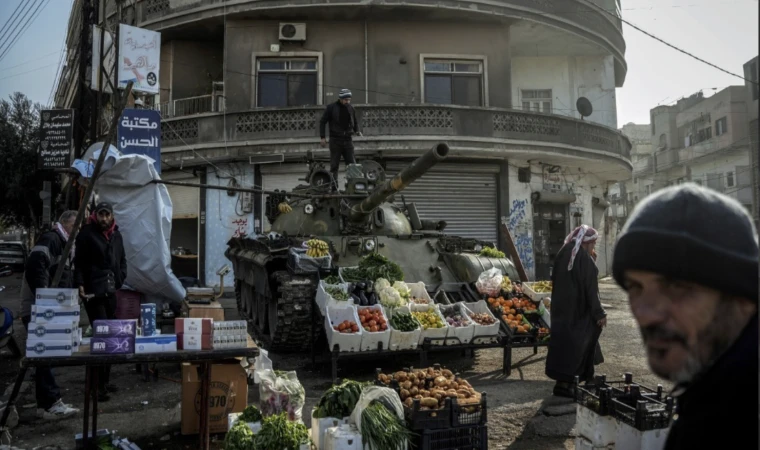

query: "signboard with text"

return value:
[118, 24, 161, 94]
[38, 109, 74, 169]
[118, 109, 161, 174]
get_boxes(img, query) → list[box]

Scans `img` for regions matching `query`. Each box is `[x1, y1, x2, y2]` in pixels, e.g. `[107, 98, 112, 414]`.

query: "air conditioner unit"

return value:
[279, 23, 306, 42]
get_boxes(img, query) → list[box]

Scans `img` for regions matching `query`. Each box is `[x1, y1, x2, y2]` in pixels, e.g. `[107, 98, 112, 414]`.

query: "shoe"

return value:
[553, 382, 576, 399]
[37, 399, 79, 420]
[105, 384, 119, 393]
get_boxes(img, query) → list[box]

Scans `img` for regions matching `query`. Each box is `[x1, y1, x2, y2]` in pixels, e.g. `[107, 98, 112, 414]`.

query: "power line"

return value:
[0, 0, 50, 63]
[0, 1, 25, 45]
[0, 61, 58, 81]
[0, 0, 37, 55]
[0, 49, 60, 72]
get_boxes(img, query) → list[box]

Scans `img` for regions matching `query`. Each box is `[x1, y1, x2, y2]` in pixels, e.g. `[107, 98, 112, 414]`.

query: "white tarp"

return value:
[73, 143, 185, 302]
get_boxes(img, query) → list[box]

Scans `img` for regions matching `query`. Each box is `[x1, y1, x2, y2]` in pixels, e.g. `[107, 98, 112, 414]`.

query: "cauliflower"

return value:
[379, 286, 403, 308]
[374, 278, 391, 291]
[393, 281, 411, 300]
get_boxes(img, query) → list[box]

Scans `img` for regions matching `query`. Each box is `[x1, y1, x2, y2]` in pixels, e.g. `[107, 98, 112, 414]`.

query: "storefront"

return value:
[530, 191, 575, 281]
[162, 170, 201, 280]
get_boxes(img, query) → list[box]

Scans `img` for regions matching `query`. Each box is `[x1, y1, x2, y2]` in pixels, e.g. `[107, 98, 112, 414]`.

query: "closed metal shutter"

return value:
[387, 162, 499, 243]
[161, 171, 200, 219]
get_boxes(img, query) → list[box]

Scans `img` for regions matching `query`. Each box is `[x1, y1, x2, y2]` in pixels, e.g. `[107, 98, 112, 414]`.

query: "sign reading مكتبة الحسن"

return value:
[118, 109, 161, 174]
[38, 109, 74, 170]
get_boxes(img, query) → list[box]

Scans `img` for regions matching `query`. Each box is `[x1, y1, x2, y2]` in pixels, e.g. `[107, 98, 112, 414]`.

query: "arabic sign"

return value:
[542, 166, 563, 192]
[118, 24, 160, 94]
[38, 109, 74, 169]
[118, 109, 161, 173]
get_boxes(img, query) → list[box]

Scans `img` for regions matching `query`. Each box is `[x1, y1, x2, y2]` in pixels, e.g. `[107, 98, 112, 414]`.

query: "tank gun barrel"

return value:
[350, 143, 449, 220]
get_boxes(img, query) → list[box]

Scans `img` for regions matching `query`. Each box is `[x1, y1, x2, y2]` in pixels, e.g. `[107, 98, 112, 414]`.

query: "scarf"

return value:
[88, 211, 117, 241]
[53, 222, 74, 262]
[564, 224, 598, 271]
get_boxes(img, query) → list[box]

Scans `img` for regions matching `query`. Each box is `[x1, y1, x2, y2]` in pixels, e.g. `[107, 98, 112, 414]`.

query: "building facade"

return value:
[54, 0, 632, 284]
[743, 56, 759, 227]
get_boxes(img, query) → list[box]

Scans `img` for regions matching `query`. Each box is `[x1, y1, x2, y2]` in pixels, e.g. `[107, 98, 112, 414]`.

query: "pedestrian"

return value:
[19, 211, 80, 420]
[545, 224, 607, 398]
[75, 202, 127, 401]
[319, 88, 362, 191]
[612, 184, 758, 450]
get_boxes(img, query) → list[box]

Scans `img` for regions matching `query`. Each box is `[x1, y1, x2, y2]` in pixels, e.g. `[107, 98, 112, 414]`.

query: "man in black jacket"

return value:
[20, 211, 80, 420]
[75, 202, 127, 401]
[613, 184, 758, 450]
[319, 89, 361, 191]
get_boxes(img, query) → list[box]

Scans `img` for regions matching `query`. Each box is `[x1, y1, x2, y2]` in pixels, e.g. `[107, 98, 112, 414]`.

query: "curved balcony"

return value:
[159, 105, 632, 180]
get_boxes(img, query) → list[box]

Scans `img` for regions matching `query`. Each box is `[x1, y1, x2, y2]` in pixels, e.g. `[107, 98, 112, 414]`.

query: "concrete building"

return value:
[743, 56, 759, 227]
[54, 0, 632, 284]
[608, 122, 650, 225]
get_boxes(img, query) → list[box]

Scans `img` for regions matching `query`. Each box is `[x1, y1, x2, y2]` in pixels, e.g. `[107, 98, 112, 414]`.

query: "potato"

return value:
[400, 389, 410, 399]
[404, 397, 413, 408]
[420, 390, 430, 397]
[434, 393, 442, 401]
[434, 376, 447, 387]
[457, 389, 471, 397]
[442, 369, 453, 378]
[414, 394, 422, 399]
[410, 387, 419, 396]
[450, 382, 459, 390]
[395, 372, 408, 382]
[420, 397, 439, 408]
[401, 381, 413, 390]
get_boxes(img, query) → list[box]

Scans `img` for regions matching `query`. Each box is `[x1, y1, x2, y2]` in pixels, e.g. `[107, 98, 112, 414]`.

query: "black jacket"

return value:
[319, 101, 359, 139]
[74, 222, 127, 297]
[663, 314, 758, 450]
[20, 229, 74, 317]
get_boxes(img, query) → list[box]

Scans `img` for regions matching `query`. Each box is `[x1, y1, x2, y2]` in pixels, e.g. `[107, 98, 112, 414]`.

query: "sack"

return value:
[475, 267, 503, 297]
[257, 364, 306, 422]
[287, 248, 332, 274]
[349, 386, 403, 434]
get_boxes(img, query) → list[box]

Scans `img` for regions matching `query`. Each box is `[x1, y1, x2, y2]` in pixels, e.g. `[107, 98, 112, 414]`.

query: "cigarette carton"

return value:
[35, 288, 79, 307]
[177, 333, 212, 350]
[27, 322, 77, 342]
[175, 318, 213, 335]
[31, 305, 81, 324]
[93, 320, 137, 337]
[26, 340, 73, 358]
[135, 334, 177, 354]
[91, 336, 135, 354]
[140, 304, 157, 337]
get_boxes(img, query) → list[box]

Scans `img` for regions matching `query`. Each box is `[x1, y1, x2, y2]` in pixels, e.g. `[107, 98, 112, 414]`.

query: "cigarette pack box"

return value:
[31, 305, 81, 324]
[91, 336, 135, 354]
[140, 303, 157, 337]
[93, 319, 137, 337]
[27, 321, 77, 342]
[135, 334, 177, 354]
[35, 288, 79, 307]
[26, 340, 73, 358]
[175, 318, 213, 335]
[177, 333, 212, 351]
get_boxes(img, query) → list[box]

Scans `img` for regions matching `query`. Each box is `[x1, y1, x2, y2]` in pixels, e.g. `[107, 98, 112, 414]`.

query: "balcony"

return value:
[154, 95, 220, 119]
[633, 155, 653, 176]
[159, 105, 632, 178]
[656, 148, 679, 171]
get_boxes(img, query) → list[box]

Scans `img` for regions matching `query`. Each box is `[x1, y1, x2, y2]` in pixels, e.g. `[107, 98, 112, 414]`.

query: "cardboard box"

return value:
[175, 318, 213, 335]
[135, 334, 177, 354]
[140, 303, 157, 336]
[27, 321, 78, 341]
[187, 301, 225, 322]
[177, 333, 212, 351]
[115, 289, 142, 320]
[91, 336, 135, 354]
[181, 362, 248, 435]
[35, 288, 79, 307]
[31, 305, 81, 324]
[93, 319, 137, 337]
[26, 340, 73, 358]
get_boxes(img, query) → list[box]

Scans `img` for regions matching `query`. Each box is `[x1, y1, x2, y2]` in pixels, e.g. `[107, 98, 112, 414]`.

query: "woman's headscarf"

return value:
[564, 224, 598, 271]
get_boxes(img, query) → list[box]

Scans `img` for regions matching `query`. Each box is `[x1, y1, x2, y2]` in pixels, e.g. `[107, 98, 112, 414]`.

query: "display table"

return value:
[0, 339, 258, 450]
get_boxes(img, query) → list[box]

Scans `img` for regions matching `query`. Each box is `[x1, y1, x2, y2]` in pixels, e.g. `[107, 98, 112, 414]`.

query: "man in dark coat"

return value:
[19, 211, 80, 420]
[75, 202, 127, 401]
[613, 184, 758, 450]
[545, 225, 607, 397]
[319, 88, 361, 191]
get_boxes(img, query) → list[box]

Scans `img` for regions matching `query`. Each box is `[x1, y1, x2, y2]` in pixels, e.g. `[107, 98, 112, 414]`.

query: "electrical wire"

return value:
[0, 0, 28, 51]
[0, 0, 50, 63]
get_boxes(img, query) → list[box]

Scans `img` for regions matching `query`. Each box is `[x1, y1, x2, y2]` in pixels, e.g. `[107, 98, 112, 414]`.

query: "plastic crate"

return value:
[574, 375, 665, 418]
[451, 392, 487, 427]
[414, 424, 488, 450]
[610, 395, 673, 431]
[405, 396, 453, 431]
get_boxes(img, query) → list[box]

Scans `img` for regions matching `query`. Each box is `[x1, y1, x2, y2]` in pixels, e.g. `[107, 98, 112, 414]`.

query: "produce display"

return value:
[333, 320, 359, 334]
[409, 296, 430, 305]
[325, 286, 349, 301]
[487, 296, 538, 313]
[475, 268, 503, 297]
[259, 370, 306, 422]
[512, 298, 538, 311]
[468, 311, 497, 326]
[479, 246, 506, 258]
[306, 239, 330, 258]
[347, 282, 379, 306]
[412, 307, 445, 329]
[501, 275, 513, 293]
[323, 275, 341, 285]
[530, 281, 552, 293]
[358, 307, 388, 332]
[341, 254, 404, 283]
[225, 420, 255, 450]
[373, 278, 404, 308]
[441, 305, 470, 328]
[360, 402, 413, 450]
[313, 379, 369, 419]
[377, 367, 479, 409]
[253, 413, 311, 450]
[389, 311, 420, 332]
[239, 405, 263, 423]
[502, 312, 531, 334]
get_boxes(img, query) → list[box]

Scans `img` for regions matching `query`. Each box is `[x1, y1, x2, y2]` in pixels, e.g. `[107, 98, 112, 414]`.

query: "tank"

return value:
[226, 143, 520, 352]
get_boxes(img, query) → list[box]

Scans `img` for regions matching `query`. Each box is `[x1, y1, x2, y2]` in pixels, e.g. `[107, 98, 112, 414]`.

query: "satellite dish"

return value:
[576, 97, 593, 119]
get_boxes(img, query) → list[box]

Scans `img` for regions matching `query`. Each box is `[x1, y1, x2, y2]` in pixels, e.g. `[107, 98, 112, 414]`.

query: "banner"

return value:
[38, 109, 74, 169]
[118, 24, 160, 94]
[118, 109, 161, 174]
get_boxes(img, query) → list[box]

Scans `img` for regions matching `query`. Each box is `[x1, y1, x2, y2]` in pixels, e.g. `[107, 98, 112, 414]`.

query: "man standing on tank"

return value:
[320, 89, 362, 191]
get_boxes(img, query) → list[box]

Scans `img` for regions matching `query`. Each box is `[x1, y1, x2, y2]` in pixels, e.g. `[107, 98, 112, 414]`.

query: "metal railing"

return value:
[154, 95, 215, 118]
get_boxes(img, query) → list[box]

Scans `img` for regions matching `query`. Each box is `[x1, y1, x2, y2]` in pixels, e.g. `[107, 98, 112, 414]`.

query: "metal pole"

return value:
[51, 82, 134, 288]
[151, 179, 368, 199]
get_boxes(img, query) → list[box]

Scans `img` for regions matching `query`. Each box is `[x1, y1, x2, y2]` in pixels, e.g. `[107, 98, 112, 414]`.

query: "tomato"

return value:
[370, 325, 378, 332]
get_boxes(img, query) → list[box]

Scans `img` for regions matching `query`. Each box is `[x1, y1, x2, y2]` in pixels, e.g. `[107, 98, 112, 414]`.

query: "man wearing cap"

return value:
[612, 184, 758, 449]
[545, 224, 607, 398]
[319, 89, 361, 191]
[75, 202, 127, 401]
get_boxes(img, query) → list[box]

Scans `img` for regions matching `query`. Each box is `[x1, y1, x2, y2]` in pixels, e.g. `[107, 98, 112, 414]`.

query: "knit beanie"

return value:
[339, 89, 352, 99]
[613, 183, 759, 302]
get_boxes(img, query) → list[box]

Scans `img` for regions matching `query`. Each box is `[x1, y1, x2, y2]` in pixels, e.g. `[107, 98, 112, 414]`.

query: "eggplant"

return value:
[350, 294, 361, 304]
[359, 292, 369, 306]
[368, 292, 378, 306]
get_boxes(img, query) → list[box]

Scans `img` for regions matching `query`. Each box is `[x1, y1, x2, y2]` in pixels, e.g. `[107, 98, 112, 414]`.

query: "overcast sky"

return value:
[0, 0, 757, 126]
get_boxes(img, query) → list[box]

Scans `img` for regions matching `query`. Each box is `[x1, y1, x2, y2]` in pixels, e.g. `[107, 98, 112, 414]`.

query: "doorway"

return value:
[532, 203, 568, 280]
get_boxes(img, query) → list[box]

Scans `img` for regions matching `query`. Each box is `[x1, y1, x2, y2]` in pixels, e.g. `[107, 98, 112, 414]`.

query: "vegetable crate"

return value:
[463, 300, 500, 340]
[522, 282, 551, 302]
[439, 303, 475, 345]
[287, 247, 332, 275]
[387, 305, 422, 351]
[410, 304, 449, 346]
[573, 374, 666, 417]
[450, 392, 487, 428]
[413, 424, 488, 450]
[357, 305, 391, 351]
[610, 396, 673, 432]
[317, 281, 351, 316]
[325, 305, 363, 352]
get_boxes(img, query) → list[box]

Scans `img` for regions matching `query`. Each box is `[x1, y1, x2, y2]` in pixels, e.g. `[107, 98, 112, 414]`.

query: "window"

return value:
[692, 175, 703, 186]
[645, 185, 652, 195]
[256, 58, 318, 107]
[521, 89, 553, 113]
[423, 59, 484, 106]
[658, 134, 667, 149]
[726, 171, 736, 188]
[715, 117, 728, 136]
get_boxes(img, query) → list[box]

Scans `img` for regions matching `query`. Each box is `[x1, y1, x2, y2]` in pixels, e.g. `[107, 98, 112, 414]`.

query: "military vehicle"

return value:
[226, 143, 520, 352]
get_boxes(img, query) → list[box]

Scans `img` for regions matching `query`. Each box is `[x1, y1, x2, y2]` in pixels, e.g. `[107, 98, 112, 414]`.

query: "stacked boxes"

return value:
[26, 288, 81, 358]
[91, 320, 137, 354]
[212, 321, 247, 349]
[175, 318, 213, 350]
[135, 334, 177, 354]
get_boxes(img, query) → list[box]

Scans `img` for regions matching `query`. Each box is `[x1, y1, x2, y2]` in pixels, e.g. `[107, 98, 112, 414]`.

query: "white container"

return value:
[26, 340, 73, 358]
[325, 305, 363, 352]
[574, 436, 614, 450]
[614, 421, 670, 450]
[317, 281, 352, 316]
[338, 266, 360, 284]
[575, 404, 617, 447]
[27, 321, 78, 342]
[410, 304, 448, 346]
[387, 306, 422, 351]
[35, 288, 79, 307]
[357, 305, 391, 351]
[311, 408, 350, 450]
[324, 424, 364, 450]
[406, 282, 432, 305]
[539, 298, 551, 327]
[523, 282, 552, 302]
[439, 303, 475, 345]
[31, 305, 81, 324]
[463, 300, 500, 338]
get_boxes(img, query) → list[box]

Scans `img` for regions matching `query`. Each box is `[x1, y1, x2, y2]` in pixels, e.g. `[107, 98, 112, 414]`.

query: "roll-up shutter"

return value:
[162, 171, 200, 219]
[386, 162, 499, 243]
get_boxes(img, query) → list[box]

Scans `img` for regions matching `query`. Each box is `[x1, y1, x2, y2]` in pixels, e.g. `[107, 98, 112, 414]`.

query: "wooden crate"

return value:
[185, 301, 225, 322]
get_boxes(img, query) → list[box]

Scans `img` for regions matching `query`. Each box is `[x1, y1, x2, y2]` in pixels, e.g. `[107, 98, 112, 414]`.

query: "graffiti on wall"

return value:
[504, 199, 534, 276]
[232, 218, 249, 238]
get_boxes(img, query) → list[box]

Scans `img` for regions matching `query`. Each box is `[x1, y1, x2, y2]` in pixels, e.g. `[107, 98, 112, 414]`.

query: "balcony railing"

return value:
[633, 155, 653, 176]
[154, 95, 215, 119]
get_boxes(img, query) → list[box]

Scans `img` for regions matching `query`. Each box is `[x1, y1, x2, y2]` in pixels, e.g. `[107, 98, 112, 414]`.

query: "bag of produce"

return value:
[349, 386, 410, 450]
[288, 247, 332, 274]
[475, 267, 503, 297]
[258, 368, 306, 422]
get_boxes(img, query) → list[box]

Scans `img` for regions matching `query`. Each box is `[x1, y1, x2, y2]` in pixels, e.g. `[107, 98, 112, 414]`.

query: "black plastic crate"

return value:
[451, 392, 487, 427]
[609, 385, 673, 431]
[405, 396, 453, 431]
[573, 374, 666, 417]
[414, 424, 488, 450]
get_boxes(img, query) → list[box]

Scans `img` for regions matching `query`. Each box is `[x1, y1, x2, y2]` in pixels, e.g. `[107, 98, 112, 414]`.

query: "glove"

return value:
[278, 202, 292, 214]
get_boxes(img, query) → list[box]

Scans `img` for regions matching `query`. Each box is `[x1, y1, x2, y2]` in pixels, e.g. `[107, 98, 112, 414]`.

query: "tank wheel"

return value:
[266, 271, 316, 352]
[257, 289, 268, 332]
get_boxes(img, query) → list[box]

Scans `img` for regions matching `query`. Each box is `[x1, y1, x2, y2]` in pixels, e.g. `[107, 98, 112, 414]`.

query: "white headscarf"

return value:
[564, 224, 598, 271]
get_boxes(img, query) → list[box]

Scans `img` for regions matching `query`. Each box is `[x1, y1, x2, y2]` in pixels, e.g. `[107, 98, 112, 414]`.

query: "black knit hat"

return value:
[613, 183, 759, 302]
